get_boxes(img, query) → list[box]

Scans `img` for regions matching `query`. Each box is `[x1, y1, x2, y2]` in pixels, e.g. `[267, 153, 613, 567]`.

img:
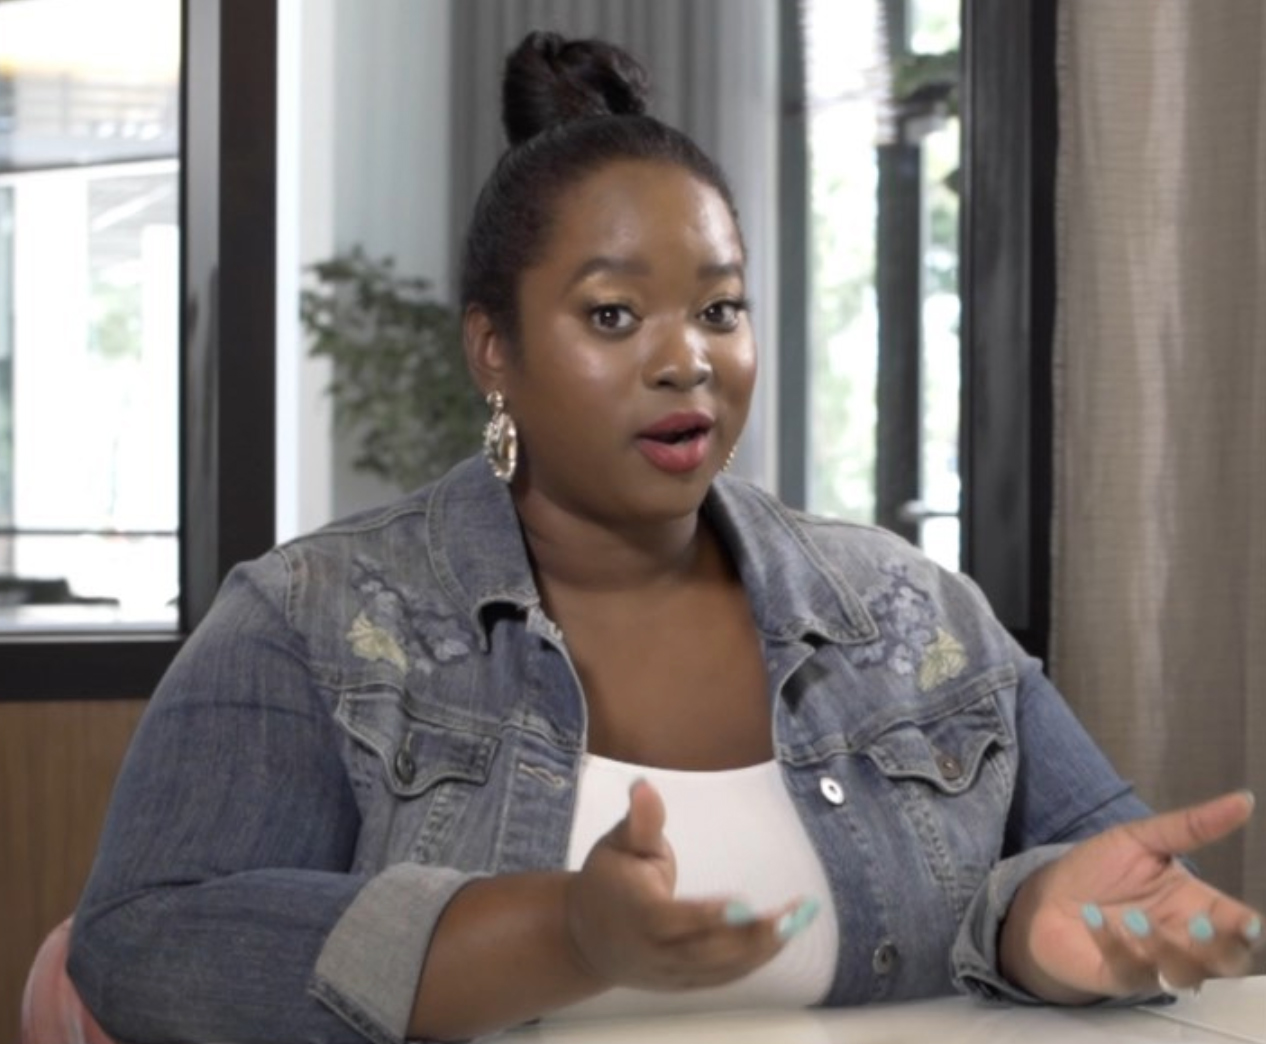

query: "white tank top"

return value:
[546, 754, 839, 1021]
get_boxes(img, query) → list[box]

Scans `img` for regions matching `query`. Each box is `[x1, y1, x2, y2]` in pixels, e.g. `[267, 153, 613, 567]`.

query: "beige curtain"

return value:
[1052, 0, 1266, 941]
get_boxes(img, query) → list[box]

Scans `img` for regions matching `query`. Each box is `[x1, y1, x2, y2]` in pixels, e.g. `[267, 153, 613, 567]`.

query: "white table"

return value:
[498, 977, 1266, 1043]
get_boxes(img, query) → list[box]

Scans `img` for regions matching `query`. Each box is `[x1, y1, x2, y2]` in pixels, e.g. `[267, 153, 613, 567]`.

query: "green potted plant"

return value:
[299, 247, 484, 492]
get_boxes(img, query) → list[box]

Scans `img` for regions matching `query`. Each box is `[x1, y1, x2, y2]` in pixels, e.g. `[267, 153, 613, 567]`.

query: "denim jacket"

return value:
[69, 456, 1150, 1044]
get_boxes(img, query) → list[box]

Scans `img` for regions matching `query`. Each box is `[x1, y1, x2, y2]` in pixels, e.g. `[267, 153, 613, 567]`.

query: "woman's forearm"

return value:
[409, 871, 608, 1041]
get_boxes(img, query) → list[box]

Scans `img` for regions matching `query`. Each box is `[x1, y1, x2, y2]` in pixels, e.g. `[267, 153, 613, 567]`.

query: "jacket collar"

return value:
[426, 456, 877, 649]
[705, 475, 878, 646]
[426, 457, 540, 649]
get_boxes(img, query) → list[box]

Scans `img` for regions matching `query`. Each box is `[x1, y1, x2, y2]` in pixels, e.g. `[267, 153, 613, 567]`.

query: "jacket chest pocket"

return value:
[336, 686, 500, 867]
[864, 694, 1010, 795]
[860, 677, 1016, 912]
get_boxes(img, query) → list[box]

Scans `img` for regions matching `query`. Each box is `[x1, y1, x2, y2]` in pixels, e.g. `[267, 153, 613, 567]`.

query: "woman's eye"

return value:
[590, 304, 637, 332]
[701, 299, 747, 330]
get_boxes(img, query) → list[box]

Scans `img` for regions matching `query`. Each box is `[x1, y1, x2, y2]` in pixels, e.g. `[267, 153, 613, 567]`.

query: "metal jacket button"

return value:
[819, 777, 845, 805]
[872, 939, 899, 975]
[935, 751, 963, 781]
[394, 747, 417, 785]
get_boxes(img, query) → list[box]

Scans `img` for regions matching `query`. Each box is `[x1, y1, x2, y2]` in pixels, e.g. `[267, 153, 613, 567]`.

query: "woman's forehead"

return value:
[541, 159, 744, 271]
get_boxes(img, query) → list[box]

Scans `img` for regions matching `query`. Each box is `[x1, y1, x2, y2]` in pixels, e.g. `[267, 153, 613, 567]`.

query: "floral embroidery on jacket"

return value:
[347, 612, 408, 671]
[848, 564, 967, 691]
[918, 627, 968, 691]
[346, 555, 473, 675]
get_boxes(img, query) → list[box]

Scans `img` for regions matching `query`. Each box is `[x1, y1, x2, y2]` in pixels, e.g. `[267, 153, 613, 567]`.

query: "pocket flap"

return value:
[864, 695, 1008, 795]
[337, 688, 499, 798]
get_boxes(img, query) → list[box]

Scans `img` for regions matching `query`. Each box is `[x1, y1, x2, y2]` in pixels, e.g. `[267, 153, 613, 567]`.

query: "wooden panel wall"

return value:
[0, 699, 146, 1041]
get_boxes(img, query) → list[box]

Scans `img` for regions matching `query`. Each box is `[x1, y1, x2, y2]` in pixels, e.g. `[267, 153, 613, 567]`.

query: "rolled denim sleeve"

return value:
[951, 846, 1167, 1010]
[313, 863, 475, 1043]
[950, 844, 1072, 1001]
[949, 653, 1155, 1002]
[67, 552, 476, 1044]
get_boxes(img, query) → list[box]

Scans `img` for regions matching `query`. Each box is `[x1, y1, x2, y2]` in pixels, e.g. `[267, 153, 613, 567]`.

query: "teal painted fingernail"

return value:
[1244, 916, 1262, 944]
[777, 897, 821, 942]
[1082, 903, 1105, 930]
[724, 901, 756, 926]
[1188, 914, 1215, 942]
[1123, 909, 1151, 938]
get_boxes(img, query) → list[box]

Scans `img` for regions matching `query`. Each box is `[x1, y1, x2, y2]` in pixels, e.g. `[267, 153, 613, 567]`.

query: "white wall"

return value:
[276, 0, 329, 542]
[277, 0, 453, 539]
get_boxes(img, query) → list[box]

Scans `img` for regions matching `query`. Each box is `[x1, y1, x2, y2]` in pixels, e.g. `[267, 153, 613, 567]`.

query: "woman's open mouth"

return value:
[635, 413, 715, 474]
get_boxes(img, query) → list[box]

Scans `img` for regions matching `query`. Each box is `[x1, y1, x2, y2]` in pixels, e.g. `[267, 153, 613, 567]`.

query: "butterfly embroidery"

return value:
[347, 611, 408, 672]
[918, 627, 968, 692]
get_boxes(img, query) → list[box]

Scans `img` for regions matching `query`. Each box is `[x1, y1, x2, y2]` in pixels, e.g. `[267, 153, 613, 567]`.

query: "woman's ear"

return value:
[463, 305, 511, 395]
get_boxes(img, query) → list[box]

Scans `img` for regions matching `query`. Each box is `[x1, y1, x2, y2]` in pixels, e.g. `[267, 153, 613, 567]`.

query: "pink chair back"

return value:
[21, 918, 118, 1044]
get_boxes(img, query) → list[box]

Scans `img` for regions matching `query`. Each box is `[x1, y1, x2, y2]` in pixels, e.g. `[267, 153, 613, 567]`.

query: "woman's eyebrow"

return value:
[565, 256, 651, 289]
[564, 257, 745, 289]
[698, 260, 745, 281]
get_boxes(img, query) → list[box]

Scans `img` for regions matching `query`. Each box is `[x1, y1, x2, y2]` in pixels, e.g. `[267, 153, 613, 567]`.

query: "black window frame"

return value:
[780, 0, 1057, 658]
[959, 0, 1057, 659]
[0, 0, 278, 701]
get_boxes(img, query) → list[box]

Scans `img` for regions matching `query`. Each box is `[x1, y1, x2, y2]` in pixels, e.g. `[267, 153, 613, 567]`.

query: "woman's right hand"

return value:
[564, 779, 805, 990]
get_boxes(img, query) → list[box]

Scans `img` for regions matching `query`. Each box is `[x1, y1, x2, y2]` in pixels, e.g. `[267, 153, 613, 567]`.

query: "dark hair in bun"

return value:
[461, 31, 742, 342]
[502, 31, 651, 147]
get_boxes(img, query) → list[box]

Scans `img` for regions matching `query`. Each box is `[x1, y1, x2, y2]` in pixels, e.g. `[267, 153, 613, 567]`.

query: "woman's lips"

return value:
[637, 410, 714, 440]
[636, 433, 712, 473]
[634, 411, 716, 474]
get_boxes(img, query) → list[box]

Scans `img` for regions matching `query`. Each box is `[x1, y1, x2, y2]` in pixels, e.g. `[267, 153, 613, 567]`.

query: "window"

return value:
[787, 0, 1058, 652]
[0, 164, 181, 632]
[803, 0, 962, 570]
[0, 0, 180, 634]
[0, 0, 279, 698]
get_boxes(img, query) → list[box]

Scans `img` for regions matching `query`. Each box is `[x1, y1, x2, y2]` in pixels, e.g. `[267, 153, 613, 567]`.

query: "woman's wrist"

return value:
[562, 871, 622, 993]
[999, 867, 1101, 1005]
[409, 871, 611, 1040]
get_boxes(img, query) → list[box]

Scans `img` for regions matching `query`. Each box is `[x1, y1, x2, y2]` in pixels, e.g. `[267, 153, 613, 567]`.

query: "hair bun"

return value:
[502, 31, 651, 147]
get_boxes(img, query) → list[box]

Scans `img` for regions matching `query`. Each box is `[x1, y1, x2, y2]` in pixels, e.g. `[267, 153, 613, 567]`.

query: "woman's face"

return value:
[501, 158, 756, 528]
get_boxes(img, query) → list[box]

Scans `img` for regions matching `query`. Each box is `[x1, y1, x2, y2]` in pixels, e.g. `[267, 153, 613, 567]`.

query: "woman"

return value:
[68, 31, 1261, 1044]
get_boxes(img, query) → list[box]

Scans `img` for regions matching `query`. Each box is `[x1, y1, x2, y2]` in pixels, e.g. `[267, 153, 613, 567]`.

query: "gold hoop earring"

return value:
[483, 391, 518, 483]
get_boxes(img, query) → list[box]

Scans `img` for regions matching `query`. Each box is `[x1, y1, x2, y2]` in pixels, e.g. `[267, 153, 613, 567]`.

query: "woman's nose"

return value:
[648, 327, 712, 389]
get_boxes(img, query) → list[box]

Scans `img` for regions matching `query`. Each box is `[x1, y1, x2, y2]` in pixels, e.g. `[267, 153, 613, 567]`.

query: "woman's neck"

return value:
[513, 493, 717, 597]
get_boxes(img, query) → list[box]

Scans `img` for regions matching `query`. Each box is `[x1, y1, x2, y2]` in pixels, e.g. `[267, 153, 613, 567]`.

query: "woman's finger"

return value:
[1087, 903, 1209, 995]
[616, 779, 669, 858]
[642, 896, 737, 943]
[1081, 902, 1161, 995]
[657, 900, 805, 987]
[646, 893, 801, 945]
[1120, 790, 1255, 859]
[1140, 914, 1214, 992]
[1159, 895, 1260, 978]
[1082, 888, 1261, 997]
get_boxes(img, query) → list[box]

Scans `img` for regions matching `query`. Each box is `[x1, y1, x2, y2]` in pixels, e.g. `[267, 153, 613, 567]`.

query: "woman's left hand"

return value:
[1000, 790, 1262, 1003]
